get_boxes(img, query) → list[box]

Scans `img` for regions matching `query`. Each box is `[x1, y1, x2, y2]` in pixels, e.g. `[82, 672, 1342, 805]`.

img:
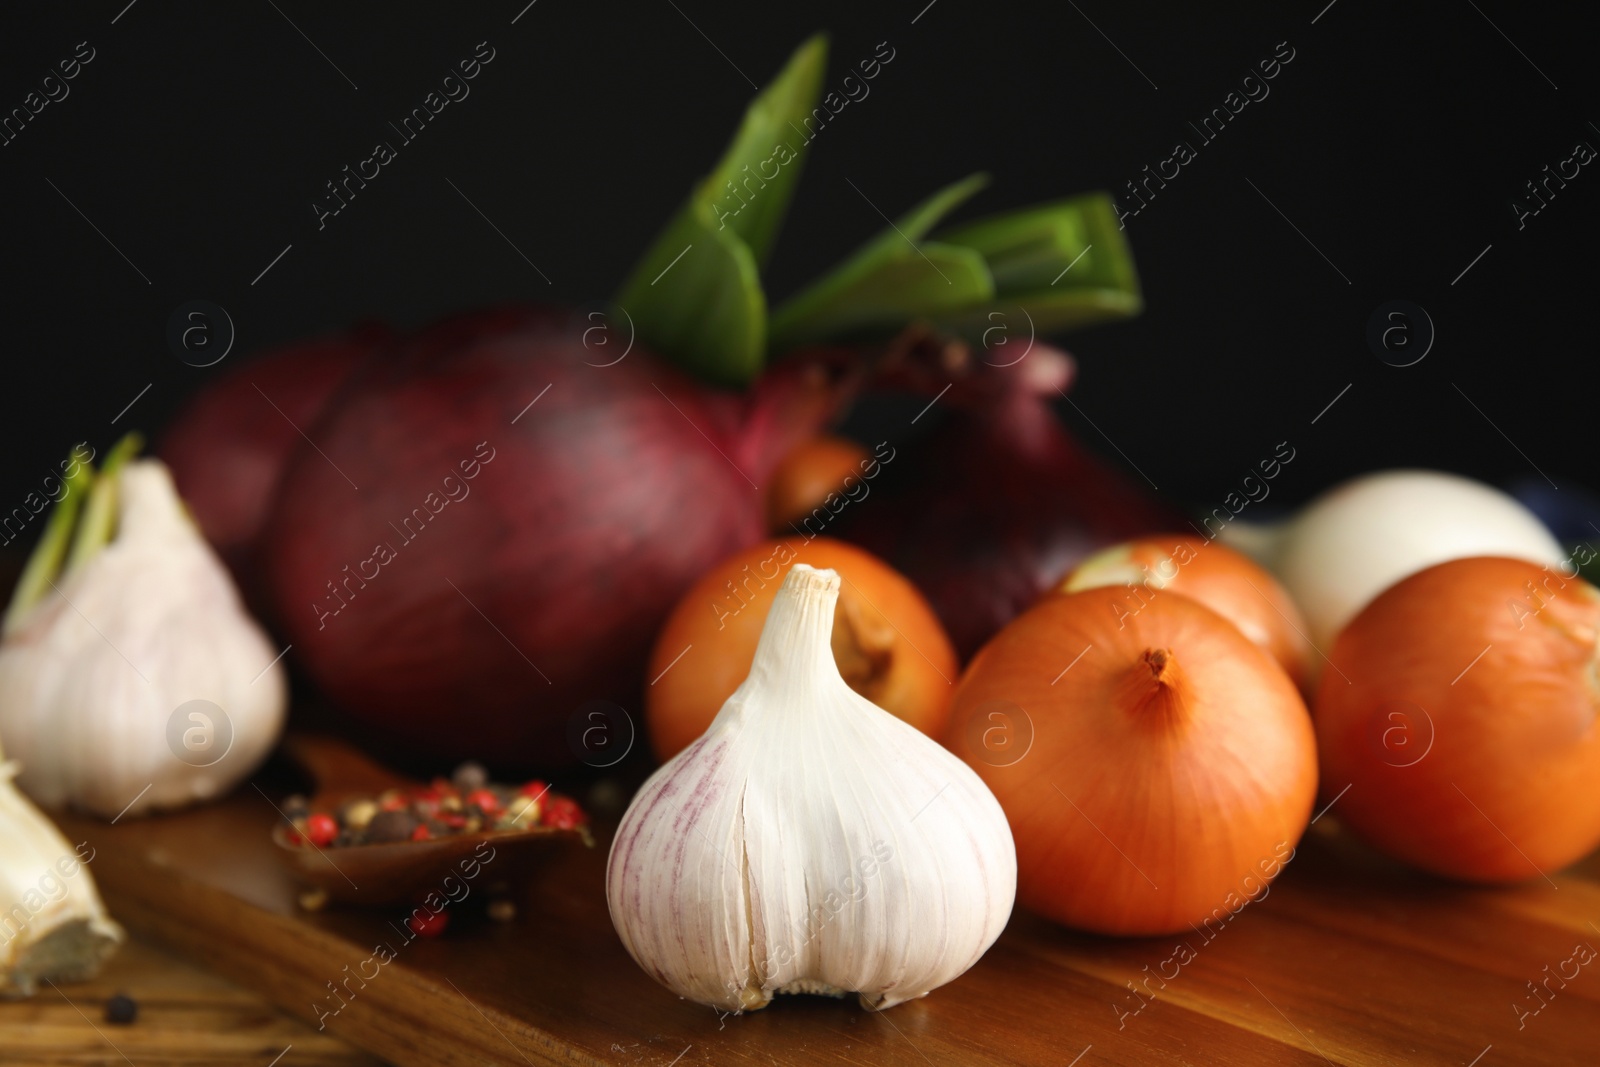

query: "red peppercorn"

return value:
[517, 779, 549, 799]
[543, 796, 587, 830]
[439, 813, 467, 830]
[407, 909, 449, 938]
[413, 797, 441, 819]
[305, 813, 339, 848]
[465, 788, 500, 814]
[410, 824, 433, 842]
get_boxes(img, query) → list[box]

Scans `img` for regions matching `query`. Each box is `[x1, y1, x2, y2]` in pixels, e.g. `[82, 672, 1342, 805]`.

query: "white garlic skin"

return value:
[0, 460, 286, 818]
[607, 565, 1016, 1012]
[0, 756, 122, 995]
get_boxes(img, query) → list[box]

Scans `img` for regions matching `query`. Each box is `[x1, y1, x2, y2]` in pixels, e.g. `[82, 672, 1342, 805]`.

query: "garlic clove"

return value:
[0, 454, 286, 818]
[0, 754, 123, 996]
[608, 564, 1016, 1012]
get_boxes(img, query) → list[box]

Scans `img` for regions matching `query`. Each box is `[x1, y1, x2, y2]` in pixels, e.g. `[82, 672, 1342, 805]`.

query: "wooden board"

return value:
[0, 935, 383, 1066]
[51, 788, 1600, 1067]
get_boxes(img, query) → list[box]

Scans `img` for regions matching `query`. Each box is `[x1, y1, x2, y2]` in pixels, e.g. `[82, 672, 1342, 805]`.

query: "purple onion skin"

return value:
[841, 386, 1176, 661]
[260, 306, 850, 763]
[160, 324, 390, 578]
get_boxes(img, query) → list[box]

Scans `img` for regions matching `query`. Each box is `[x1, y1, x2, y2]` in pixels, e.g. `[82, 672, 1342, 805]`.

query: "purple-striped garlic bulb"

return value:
[607, 564, 1015, 1012]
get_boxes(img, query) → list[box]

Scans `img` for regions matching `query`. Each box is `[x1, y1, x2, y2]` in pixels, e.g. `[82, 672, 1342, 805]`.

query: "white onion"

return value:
[1222, 469, 1564, 656]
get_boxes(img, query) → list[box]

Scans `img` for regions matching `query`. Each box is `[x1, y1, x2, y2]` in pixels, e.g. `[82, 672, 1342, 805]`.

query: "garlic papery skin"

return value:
[0, 459, 286, 818]
[1221, 469, 1564, 653]
[0, 746, 122, 996]
[607, 564, 1016, 1012]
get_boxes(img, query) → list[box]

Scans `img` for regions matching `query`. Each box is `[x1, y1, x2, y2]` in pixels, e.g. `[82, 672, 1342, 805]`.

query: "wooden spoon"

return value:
[269, 734, 589, 907]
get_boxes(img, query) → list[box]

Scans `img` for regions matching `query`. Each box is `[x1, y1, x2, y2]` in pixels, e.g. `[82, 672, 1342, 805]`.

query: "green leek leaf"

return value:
[934, 192, 1143, 334]
[769, 173, 992, 349]
[614, 203, 765, 385]
[615, 35, 828, 385]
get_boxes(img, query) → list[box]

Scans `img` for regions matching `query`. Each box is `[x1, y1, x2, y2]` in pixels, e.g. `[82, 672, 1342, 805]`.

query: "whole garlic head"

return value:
[608, 564, 1016, 1012]
[0, 457, 286, 817]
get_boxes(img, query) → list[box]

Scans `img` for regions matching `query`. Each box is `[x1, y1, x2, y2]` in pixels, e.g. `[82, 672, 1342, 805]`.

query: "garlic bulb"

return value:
[1221, 469, 1564, 653]
[0, 444, 286, 818]
[0, 740, 123, 996]
[607, 564, 1015, 1012]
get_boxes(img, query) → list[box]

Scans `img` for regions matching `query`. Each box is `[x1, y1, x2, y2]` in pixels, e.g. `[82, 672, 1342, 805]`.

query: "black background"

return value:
[0, 0, 1593, 538]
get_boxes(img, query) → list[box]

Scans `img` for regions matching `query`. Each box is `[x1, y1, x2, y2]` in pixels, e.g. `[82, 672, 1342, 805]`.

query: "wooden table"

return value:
[48, 787, 1600, 1067]
[0, 936, 383, 1066]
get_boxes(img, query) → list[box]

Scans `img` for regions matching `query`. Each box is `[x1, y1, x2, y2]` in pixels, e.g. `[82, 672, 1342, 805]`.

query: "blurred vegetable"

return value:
[0, 441, 286, 817]
[1314, 556, 1600, 882]
[770, 182, 1141, 351]
[768, 174, 994, 350]
[645, 537, 956, 761]
[614, 36, 827, 385]
[842, 343, 1174, 659]
[617, 40, 1145, 381]
[0, 735, 122, 996]
[1058, 534, 1312, 691]
[934, 193, 1142, 337]
[160, 324, 390, 577]
[262, 309, 857, 760]
[169, 33, 1152, 762]
[611, 565, 1014, 1011]
[1222, 470, 1564, 655]
[764, 435, 871, 532]
[946, 587, 1316, 935]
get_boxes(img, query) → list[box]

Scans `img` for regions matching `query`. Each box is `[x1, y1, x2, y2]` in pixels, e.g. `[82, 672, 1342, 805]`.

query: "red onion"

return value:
[160, 324, 389, 573]
[259, 305, 858, 761]
[840, 342, 1173, 659]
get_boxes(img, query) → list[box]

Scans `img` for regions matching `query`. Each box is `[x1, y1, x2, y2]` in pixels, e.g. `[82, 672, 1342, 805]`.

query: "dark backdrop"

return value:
[1, 0, 1593, 538]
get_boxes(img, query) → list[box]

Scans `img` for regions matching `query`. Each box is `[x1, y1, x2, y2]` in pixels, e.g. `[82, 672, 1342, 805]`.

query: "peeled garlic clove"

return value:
[608, 564, 1016, 1012]
[0, 456, 286, 818]
[0, 752, 123, 995]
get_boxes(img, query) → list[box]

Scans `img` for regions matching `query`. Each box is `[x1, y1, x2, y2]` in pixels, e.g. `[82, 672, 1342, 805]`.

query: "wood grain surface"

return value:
[43, 787, 1600, 1067]
[0, 935, 383, 1066]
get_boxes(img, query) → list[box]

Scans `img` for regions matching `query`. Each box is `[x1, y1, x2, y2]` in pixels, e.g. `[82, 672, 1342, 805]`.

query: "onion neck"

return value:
[831, 595, 895, 701]
[731, 349, 865, 482]
[1122, 647, 1188, 722]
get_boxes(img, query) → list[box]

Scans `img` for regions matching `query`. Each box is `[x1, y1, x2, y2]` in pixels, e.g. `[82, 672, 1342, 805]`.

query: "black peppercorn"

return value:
[104, 993, 138, 1025]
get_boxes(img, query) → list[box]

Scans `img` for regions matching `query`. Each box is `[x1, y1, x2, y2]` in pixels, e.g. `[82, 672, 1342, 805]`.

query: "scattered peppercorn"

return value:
[278, 770, 587, 849]
[304, 812, 339, 848]
[407, 909, 449, 937]
[365, 808, 418, 843]
[452, 761, 489, 792]
[104, 993, 138, 1025]
[342, 798, 379, 830]
[543, 796, 588, 831]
